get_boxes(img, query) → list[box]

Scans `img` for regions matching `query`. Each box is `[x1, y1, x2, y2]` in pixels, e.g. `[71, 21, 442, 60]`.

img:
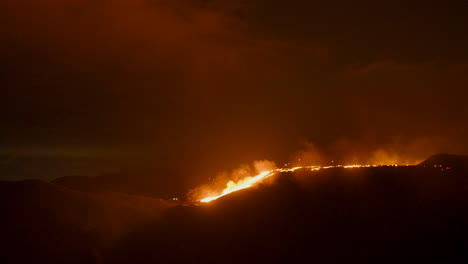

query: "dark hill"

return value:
[107, 165, 468, 264]
[0, 180, 167, 264]
[52, 171, 187, 199]
[1, 157, 468, 263]
[418, 153, 468, 170]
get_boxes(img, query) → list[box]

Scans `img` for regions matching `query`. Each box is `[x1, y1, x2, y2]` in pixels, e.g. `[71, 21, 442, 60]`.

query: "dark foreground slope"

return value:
[1, 157, 468, 263]
[0, 180, 167, 264]
[106, 165, 468, 264]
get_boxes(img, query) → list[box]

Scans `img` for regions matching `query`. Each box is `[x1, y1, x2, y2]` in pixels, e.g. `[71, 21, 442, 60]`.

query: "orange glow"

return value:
[200, 170, 275, 203]
[200, 164, 402, 203]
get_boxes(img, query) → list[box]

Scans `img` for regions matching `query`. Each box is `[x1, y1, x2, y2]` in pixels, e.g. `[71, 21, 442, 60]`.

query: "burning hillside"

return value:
[107, 156, 468, 264]
[1, 154, 467, 263]
[195, 163, 405, 204]
[193, 153, 468, 204]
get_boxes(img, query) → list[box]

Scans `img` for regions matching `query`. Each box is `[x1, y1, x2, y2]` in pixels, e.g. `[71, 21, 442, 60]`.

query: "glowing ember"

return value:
[200, 164, 400, 203]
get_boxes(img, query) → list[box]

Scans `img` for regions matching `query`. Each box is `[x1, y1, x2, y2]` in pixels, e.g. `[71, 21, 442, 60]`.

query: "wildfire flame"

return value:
[200, 164, 400, 203]
[200, 170, 275, 203]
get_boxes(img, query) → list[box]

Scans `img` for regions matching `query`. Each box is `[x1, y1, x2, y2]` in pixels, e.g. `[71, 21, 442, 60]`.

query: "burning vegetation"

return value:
[196, 162, 405, 204]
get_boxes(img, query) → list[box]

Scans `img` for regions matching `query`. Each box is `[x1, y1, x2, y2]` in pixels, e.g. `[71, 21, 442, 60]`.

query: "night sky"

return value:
[1, 0, 467, 185]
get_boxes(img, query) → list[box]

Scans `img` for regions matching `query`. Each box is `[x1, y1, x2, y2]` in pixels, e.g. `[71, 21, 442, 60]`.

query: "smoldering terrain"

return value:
[1, 154, 467, 263]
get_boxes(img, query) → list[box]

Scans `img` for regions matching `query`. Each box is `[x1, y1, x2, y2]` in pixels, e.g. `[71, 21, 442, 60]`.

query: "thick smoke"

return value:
[289, 137, 464, 167]
[1, 0, 467, 185]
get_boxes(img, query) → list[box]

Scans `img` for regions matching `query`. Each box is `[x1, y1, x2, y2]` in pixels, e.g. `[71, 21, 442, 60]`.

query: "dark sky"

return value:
[1, 0, 468, 184]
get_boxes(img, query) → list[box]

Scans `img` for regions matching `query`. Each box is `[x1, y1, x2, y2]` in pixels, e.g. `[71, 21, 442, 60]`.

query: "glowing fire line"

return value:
[200, 164, 398, 203]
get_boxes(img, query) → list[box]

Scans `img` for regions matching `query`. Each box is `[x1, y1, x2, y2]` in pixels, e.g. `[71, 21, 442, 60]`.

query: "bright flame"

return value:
[200, 170, 275, 203]
[200, 164, 402, 203]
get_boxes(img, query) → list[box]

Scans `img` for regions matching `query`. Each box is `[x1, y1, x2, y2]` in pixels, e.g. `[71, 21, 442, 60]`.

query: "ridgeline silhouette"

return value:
[1, 154, 467, 263]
